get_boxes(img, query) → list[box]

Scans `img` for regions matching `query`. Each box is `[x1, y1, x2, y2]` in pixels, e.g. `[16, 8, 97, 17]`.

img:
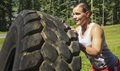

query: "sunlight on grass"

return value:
[0, 32, 7, 34]
[0, 38, 5, 50]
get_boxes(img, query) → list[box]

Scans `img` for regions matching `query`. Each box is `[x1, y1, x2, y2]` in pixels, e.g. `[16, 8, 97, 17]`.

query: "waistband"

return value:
[92, 59, 120, 71]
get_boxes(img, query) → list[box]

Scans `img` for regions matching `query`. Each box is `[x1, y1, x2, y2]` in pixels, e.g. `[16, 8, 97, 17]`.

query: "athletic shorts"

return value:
[92, 60, 120, 71]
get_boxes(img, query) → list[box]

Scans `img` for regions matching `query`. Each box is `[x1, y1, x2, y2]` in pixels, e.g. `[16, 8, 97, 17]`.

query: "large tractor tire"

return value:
[0, 10, 81, 71]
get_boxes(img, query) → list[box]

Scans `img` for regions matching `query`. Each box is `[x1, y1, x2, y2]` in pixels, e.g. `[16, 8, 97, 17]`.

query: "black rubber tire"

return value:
[0, 10, 81, 71]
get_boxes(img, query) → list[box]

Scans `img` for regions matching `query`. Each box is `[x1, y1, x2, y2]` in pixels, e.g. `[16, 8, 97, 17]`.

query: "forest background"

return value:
[0, 0, 120, 31]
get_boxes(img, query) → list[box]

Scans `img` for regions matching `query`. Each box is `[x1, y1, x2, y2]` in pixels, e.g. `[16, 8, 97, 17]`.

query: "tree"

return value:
[18, 0, 32, 12]
[0, 0, 14, 31]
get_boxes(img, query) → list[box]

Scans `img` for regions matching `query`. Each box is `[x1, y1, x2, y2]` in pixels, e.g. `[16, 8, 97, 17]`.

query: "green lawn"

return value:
[0, 32, 6, 50]
[0, 32, 7, 34]
[0, 38, 5, 50]
[0, 24, 120, 71]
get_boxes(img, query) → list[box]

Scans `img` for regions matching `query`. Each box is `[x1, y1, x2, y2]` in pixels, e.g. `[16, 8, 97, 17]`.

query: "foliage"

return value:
[0, 0, 120, 31]
[0, 0, 15, 31]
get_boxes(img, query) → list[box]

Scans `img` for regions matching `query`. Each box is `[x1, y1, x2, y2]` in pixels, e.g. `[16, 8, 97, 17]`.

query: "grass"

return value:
[0, 38, 5, 50]
[0, 24, 120, 71]
[0, 31, 7, 34]
[0, 31, 6, 50]
[0, 31, 7, 50]
[80, 24, 120, 71]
